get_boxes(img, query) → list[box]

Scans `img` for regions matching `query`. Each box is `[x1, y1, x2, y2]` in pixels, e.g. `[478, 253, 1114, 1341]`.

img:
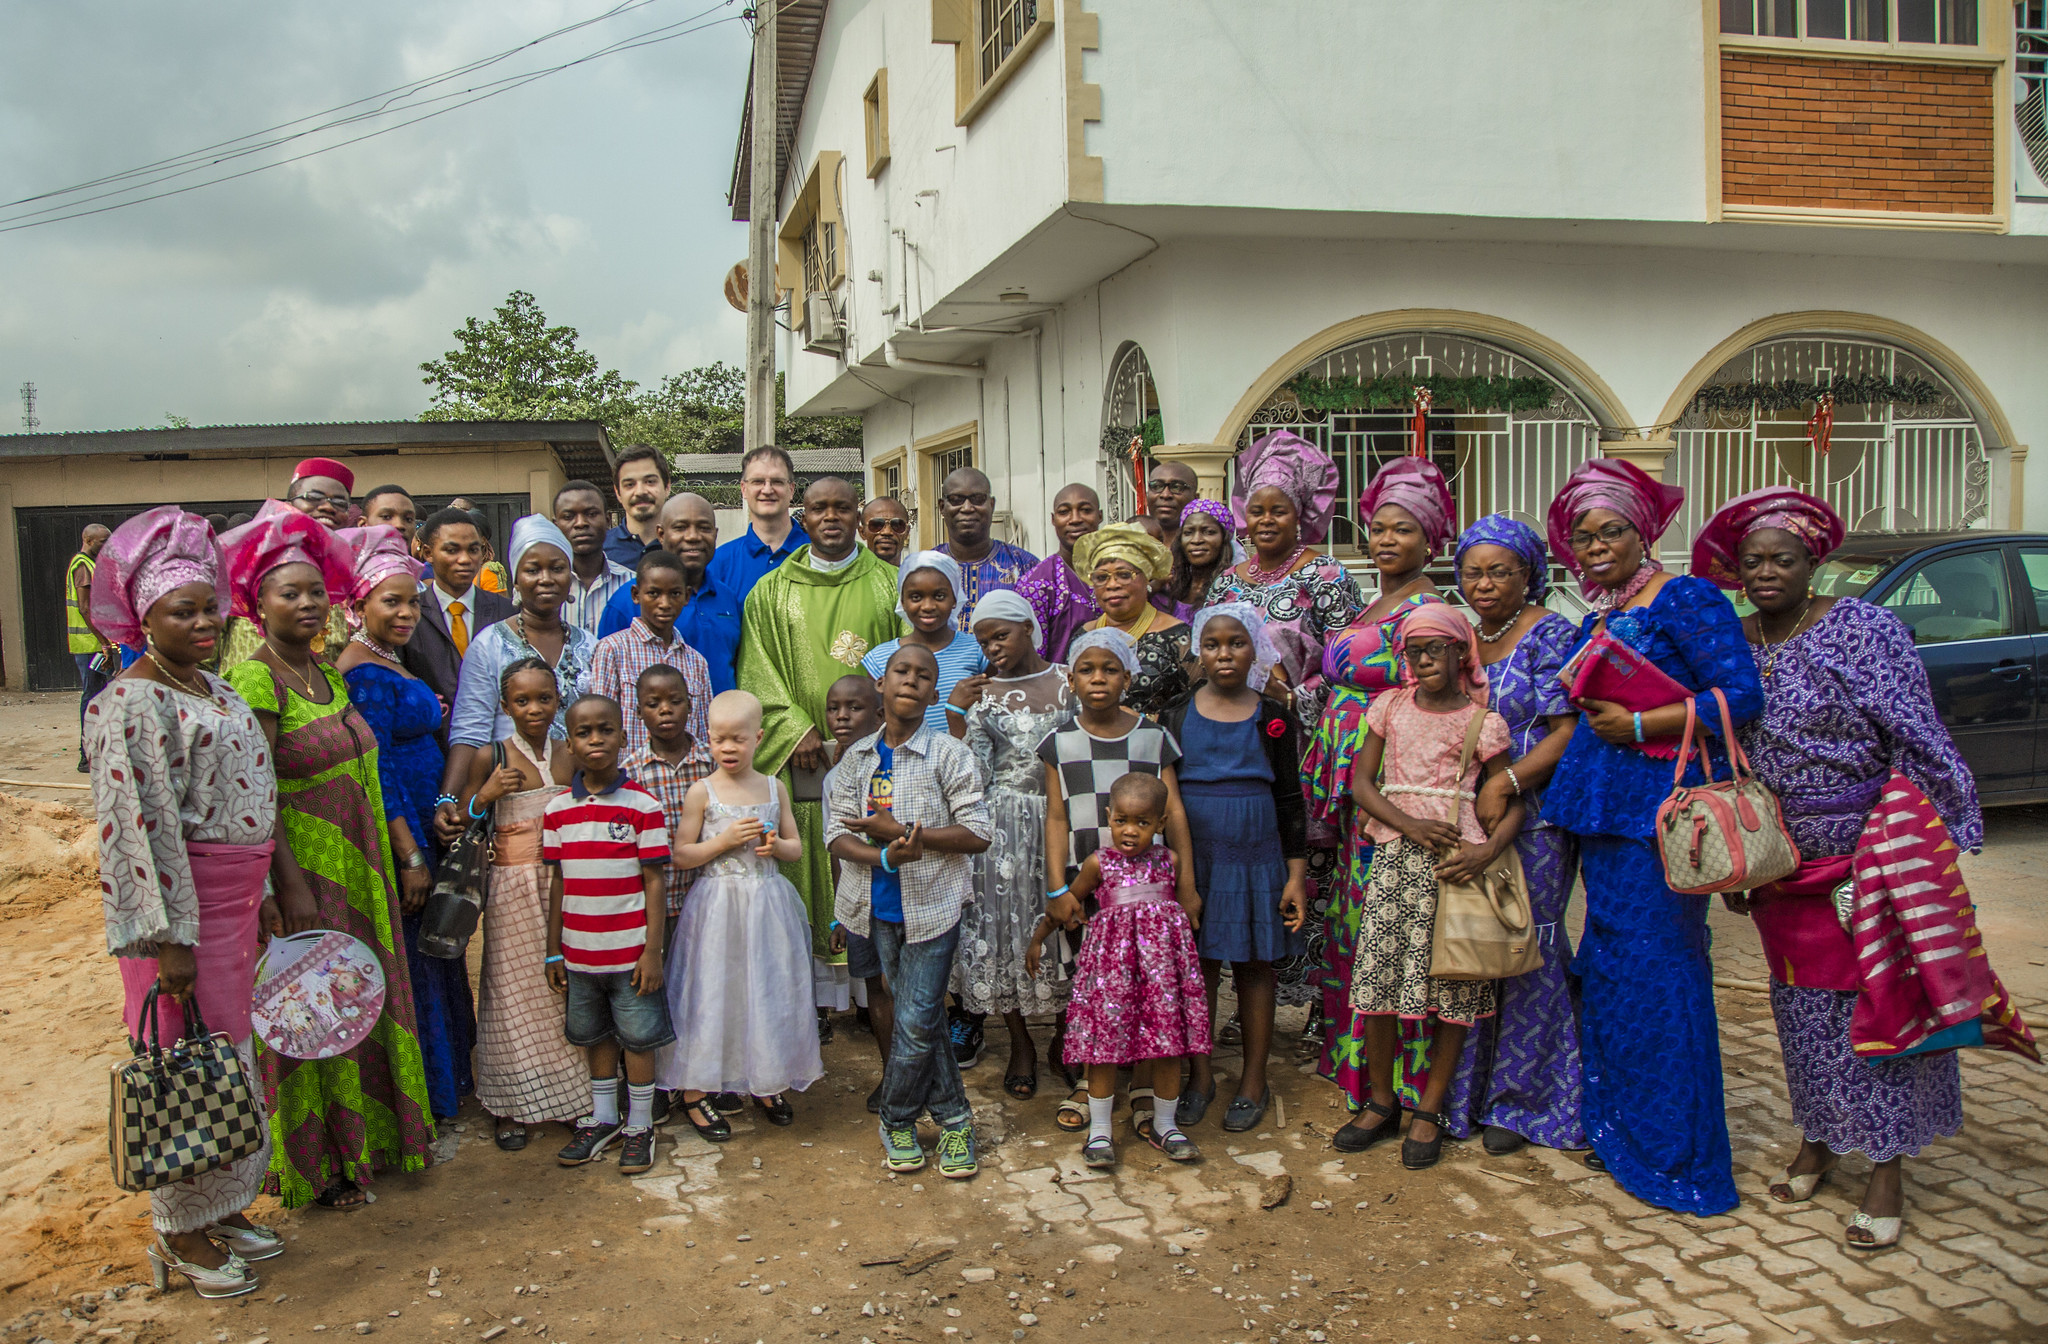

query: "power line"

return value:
[0, 1, 740, 234]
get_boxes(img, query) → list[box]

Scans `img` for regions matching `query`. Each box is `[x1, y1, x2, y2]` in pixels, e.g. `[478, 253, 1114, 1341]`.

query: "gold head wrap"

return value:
[1073, 521, 1172, 583]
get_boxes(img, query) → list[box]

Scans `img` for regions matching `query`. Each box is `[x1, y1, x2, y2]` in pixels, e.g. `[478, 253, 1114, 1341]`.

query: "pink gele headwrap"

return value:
[1231, 430, 1341, 546]
[90, 506, 228, 648]
[1545, 457, 1686, 577]
[1396, 601, 1489, 709]
[1689, 487, 1846, 590]
[338, 525, 424, 602]
[1358, 456, 1456, 553]
[218, 500, 357, 621]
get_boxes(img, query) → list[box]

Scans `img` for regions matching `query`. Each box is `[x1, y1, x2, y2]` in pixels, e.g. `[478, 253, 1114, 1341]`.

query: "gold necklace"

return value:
[1092, 602, 1158, 641]
[143, 649, 210, 698]
[262, 638, 320, 696]
[1755, 597, 1814, 680]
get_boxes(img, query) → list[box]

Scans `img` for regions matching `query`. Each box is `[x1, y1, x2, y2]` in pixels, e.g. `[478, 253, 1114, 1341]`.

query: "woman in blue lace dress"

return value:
[1541, 461, 1760, 1217]
[336, 526, 476, 1125]
[1443, 515, 1586, 1156]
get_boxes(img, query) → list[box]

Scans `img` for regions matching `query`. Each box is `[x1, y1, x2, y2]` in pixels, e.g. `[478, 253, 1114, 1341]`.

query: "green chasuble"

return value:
[735, 544, 905, 958]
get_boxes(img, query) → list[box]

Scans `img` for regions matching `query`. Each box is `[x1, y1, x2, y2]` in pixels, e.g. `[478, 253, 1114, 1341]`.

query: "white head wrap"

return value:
[508, 515, 574, 576]
[966, 587, 1043, 651]
[896, 549, 966, 621]
[1190, 601, 1283, 692]
[1066, 626, 1138, 677]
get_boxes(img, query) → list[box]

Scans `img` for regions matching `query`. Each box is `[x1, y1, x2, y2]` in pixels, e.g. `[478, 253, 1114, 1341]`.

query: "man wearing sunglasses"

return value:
[859, 496, 912, 566]
[934, 466, 1037, 631]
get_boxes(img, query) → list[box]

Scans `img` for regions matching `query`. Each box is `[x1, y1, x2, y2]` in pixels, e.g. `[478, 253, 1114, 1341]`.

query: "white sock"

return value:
[1087, 1094, 1115, 1144]
[1155, 1094, 1181, 1138]
[591, 1076, 621, 1126]
[626, 1082, 655, 1131]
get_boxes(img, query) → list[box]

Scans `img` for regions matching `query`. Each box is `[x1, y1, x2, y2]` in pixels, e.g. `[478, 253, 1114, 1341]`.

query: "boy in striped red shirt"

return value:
[544, 694, 674, 1175]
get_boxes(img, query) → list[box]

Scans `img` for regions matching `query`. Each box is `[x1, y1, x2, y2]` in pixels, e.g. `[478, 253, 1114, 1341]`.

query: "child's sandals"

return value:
[1055, 1087, 1091, 1132]
[1134, 1112, 1201, 1163]
[1082, 1134, 1117, 1169]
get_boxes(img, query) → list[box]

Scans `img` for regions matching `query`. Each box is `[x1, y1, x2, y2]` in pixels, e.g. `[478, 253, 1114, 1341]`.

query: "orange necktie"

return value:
[448, 599, 469, 656]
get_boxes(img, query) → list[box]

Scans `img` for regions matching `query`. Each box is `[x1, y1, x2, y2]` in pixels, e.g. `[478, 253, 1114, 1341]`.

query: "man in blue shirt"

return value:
[598, 492, 742, 694]
[602, 444, 673, 569]
[706, 445, 807, 606]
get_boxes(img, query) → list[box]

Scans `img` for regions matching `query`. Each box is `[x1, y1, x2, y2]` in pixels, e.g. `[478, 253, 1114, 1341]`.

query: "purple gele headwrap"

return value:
[1546, 457, 1686, 577]
[1231, 430, 1340, 546]
[1689, 487, 1845, 590]
[338, 524, 424, 603]
[1178, 497, 1236, 534]
[1358, 457, 1456, 553]
[1455, 513, 1550, 601]
[90, 506, 227, 649]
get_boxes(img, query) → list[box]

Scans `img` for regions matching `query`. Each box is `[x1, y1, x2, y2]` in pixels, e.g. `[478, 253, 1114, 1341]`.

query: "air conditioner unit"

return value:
[804, 292, 844, 356]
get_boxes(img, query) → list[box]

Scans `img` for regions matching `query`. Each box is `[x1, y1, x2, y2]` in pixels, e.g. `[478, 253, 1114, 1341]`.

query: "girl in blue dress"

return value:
[336, 525, 476, 1126]
[1540, 461, 1761, 1217]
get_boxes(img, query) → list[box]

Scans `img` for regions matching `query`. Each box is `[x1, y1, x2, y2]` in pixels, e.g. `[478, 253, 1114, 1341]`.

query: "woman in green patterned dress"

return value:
[220, 509, 435, 1210]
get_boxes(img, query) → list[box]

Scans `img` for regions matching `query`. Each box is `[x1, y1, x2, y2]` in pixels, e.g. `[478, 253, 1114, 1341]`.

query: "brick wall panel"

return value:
[1720, 53, 1995, 214]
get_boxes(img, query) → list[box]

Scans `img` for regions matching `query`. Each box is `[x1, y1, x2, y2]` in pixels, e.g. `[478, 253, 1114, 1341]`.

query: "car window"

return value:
[1880, 549, 2012, 645]
[1810, 553, 1894, 600]
[2020, 549, 2048, 630]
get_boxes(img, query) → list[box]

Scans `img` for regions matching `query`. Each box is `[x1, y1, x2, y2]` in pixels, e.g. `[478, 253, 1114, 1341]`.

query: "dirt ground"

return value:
[2, 690, 2043, 1344]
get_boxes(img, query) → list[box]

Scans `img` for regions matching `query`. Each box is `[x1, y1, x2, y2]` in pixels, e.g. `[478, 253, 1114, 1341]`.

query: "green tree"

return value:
[613, 363, 861, 457]
[419, 289, 637, 424]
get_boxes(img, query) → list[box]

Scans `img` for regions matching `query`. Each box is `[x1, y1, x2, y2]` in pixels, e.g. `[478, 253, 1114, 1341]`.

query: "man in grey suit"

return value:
[403, 507, 515, 735]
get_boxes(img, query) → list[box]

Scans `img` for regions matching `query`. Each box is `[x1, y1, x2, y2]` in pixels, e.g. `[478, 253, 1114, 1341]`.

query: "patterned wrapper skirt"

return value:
[1348, 837, 1496, 1026]
[473, 790, 587, 1125]
[1771, 982, 1963, 1161]
[1063, 899, 1212, 1066]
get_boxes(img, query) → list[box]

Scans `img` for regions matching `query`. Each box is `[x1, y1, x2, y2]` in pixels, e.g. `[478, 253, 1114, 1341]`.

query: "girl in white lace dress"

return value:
[944, 590, 1072, 1098]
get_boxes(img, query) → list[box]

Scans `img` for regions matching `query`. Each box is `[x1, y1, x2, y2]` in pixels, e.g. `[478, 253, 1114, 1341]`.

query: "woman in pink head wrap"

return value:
[333, 526, 477, 1129]
[222, 512, 437, 1212]
[215, 499, 358, 671]
[1342, 602, 1522, 1170]
[1538, 459, 1764, 1217]
[1210, 432, 1365, 1016]
[1696, 488, 1989, 1248]
[86, 506, 301, 1294]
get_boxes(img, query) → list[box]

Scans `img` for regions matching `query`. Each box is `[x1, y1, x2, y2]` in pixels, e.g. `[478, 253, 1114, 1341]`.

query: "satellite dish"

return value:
[725, 262, 750, 313]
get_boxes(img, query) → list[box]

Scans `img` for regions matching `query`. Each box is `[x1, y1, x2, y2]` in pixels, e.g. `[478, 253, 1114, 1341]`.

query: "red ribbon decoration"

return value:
[1131, 434, 1148, 514]
[1807, 392, 1835, 456]
[1410, 385, 1434, 458]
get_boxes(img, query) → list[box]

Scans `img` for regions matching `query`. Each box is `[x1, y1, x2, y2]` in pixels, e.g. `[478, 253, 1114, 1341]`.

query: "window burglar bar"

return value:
[980, 0, 1039, 86]
[1720, 0, 1978, 42]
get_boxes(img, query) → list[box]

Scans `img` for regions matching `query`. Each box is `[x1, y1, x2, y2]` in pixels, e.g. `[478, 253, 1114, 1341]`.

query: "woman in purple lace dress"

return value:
[1694, 489, 1979, 1249]
[1442, 515, 1585, 1155]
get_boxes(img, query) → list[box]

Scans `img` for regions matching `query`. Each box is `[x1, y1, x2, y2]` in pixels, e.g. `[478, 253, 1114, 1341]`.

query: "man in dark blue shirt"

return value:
[706, 445, 807, 607]
[601, 444, 673, 569]
[598, 492, 741, 694]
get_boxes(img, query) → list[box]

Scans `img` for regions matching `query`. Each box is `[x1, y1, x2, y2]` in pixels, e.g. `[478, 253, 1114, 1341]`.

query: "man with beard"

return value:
[1013, 483, 1105, 661]
[934, 467, 1036, 630]
[1146, 460, 1199, 553]
[604, 445, 673, 568]
[597, 492, 742, 694]
[555, 480, 635, 636]
[736, 477, 905, 1005]
[859, 495, 912, 566]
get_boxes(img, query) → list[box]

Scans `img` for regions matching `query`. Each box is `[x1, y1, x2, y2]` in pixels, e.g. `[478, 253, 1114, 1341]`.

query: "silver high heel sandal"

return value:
[205, 1220, 285, 1261]
[147, 1239, 259, 1299]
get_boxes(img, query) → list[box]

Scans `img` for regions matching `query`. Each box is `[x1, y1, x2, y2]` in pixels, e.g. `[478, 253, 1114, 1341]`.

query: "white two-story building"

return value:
[730, 0, 2048, 570]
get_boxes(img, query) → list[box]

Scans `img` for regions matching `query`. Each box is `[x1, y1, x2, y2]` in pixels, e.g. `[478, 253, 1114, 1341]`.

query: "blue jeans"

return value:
[75, 652, 110, 755]
[869, 919, 971, 1130]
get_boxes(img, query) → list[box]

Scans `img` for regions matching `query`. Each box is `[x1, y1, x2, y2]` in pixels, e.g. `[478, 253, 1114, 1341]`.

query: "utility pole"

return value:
[742, 0, 779, 452]
[19, 382, 38, 433]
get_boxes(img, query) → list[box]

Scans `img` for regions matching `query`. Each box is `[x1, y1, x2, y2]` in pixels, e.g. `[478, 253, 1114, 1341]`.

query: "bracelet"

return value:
[944, 703, 968, 717]
[1504, 765, 1524, 797]
[880, 850, 897, 874]
[435, 793, 458, 807]
[468, 796, 488, 819]
[544, 955, 564, 966]
[1632, 711, 1645, 743]
[1046, 885, 1069, 900]
[401, 852, 430, 871]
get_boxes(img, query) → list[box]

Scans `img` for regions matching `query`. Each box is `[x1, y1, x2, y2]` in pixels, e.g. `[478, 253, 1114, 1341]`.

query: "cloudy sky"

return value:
[0, 0, 753, 434]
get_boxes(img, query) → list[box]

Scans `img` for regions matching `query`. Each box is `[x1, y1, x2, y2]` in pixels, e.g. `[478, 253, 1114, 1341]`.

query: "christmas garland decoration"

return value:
[1688, 376, 1948, 415]
[1286, 373, 1558, 415]
[1098, 411, 1164, 462]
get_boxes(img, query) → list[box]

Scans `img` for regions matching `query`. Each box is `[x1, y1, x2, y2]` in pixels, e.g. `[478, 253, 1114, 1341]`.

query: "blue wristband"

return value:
[435, 793, 458, 807]
[468, 796, 488, 819]
[544, 955, 564, 966]
[1046, 885, 1069, 899]
[880, 850, 897, 874]
[1632, 711, 1644, 743]
[944, 703, 968, 717]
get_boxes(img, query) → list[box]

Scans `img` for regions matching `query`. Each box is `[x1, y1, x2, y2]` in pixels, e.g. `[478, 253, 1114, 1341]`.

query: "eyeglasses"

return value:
[1457, 563, 1528, 585]
[1402, 640, 1457, 663]
[942, 492, 993, 509]
[1091, 564, 1144, 584]
[741, 475, 791, 490]
[864, 518, 910, 534]
[1146, 477, 1194, 494]
[290, 488, 349, 509]
[1567, 521, 1636, 551]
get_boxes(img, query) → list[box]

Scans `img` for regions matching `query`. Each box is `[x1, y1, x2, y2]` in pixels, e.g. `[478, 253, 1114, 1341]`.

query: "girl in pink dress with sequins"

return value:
[1030, 772, 1210, 1169]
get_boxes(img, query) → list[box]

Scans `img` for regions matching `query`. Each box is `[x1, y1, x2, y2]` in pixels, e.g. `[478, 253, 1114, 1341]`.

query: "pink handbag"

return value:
[1655, 687, 1799, 895]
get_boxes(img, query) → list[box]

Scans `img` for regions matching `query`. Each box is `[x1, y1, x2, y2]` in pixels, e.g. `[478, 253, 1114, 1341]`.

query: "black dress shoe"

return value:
[710, 1092, 745, 1114]
[754, 1094, 795, 1126]
[1482, 1125, 1528, 1156]
[681, 1100, 730, 1142]
[1332, 1100, 1404, 1153]
[1401, 1109, 1449, 1171]
[1583, 1151, 1607, 1172]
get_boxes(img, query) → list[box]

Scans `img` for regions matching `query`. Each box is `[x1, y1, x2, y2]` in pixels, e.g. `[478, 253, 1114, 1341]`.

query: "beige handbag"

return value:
[1655, 687, 1800, 895]
[1428, 707, 1543, 982]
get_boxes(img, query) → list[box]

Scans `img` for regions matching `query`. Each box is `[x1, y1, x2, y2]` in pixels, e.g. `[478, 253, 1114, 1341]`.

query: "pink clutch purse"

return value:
[1557, 623, 1695, 760]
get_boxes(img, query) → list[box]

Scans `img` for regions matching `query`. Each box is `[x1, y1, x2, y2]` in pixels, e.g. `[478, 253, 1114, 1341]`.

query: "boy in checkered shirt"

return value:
[543, 694, 673, 1176]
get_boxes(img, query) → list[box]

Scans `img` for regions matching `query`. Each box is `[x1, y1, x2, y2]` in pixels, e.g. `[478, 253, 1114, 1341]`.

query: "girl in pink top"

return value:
[1346, 604, 1525, 1171]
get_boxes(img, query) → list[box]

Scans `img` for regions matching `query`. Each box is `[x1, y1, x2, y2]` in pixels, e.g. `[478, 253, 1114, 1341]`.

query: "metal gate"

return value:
[1100, 342, 1155, 523]
[1238, 333, 1603, 552]
[1669, 337, 1991, 568]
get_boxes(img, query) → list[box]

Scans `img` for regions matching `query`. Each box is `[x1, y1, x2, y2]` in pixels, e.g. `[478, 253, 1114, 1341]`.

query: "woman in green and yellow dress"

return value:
[219, 509, 434, 1210]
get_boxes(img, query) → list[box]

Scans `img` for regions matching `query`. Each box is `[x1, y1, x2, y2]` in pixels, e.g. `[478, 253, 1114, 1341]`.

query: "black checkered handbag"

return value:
[108, 985, 265, 1192]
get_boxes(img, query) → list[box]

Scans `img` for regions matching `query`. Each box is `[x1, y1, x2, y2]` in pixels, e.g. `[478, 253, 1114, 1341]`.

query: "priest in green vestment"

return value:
[736, 476, 906, 986]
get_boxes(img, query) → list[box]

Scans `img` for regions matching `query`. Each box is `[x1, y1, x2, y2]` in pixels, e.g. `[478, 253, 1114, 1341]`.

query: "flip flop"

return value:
[313, 1182, 375, 1211]
[1004, 1071, 1038, 1100]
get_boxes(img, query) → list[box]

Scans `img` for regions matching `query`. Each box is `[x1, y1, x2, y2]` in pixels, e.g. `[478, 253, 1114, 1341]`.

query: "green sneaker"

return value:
[936, 1122, 978, 1180]
[880, 1121, 926, 1172]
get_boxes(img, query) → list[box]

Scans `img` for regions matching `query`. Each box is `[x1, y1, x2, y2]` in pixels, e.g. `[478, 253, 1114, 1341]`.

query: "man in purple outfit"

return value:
[1013, 483, 1104, 662]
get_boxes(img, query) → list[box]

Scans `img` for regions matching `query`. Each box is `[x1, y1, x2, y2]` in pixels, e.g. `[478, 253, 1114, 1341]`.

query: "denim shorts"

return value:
[845, 929, 883, 981]
[565, 969, 676, 1052]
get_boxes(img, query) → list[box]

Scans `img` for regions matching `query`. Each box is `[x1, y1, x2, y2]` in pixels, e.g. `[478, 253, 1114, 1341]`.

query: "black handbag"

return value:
[418, 742, 503, 960]
[109, 985, 266, 1192]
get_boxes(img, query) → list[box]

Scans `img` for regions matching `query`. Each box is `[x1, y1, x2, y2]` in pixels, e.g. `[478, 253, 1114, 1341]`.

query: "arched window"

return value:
[1670, 334, 1993, 561]
[1238, 331, 1602, 556]
[1100, 342, 1157, 524]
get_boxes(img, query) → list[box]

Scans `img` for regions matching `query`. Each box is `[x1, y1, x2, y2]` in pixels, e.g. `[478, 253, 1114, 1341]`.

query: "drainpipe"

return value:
[884, 341, 983, 378]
